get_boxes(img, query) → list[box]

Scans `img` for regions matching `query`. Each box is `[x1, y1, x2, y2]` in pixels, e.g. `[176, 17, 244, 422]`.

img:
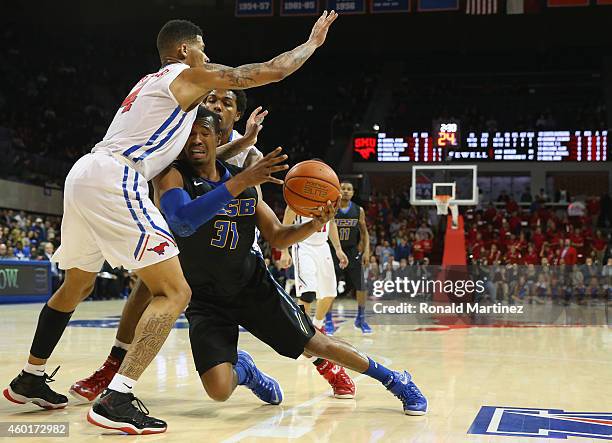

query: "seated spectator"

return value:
[394, 237, 411, 261]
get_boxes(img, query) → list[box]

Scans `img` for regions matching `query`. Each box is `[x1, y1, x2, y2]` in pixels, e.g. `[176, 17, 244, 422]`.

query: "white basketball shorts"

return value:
[52, 152, 179, 272]
[292, 242, 337, 299]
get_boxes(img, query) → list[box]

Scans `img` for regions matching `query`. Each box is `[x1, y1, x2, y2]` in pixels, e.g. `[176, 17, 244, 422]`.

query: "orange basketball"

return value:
[283, 160, 341, 217]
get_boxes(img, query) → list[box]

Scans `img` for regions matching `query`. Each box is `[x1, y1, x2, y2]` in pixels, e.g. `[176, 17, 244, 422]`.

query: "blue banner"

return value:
[0, 260, 51, 304]
[418, 0, 459, 11]
[281, 0, 319, 15]
[327, 0, 366, 14]
[372, 0, 410, 13]
[236, 0, 274, 17]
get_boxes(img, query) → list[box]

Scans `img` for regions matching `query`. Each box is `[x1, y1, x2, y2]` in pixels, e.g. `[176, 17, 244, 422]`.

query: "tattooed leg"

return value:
[118, 256, 191, 380]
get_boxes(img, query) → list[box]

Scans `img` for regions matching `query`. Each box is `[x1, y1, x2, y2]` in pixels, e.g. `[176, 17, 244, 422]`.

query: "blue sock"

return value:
[357, 306, 365, 318]
[325, 312, 333, 322]
[363, 357, 393, 385]
[234, 363, 249, 385]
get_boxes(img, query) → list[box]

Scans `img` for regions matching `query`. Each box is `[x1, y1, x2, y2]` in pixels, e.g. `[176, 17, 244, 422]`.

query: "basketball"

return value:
[283, 160, 341, 217]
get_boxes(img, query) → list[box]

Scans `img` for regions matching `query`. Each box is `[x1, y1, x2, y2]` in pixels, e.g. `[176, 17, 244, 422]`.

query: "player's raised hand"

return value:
[308, 10, 338, 48]
[242, 106, 268, 147]
[237, 147, 288, 188]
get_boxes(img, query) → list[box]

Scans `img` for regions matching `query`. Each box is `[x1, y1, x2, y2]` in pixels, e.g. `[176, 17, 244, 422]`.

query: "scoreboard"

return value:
[353, 130, 609, 163]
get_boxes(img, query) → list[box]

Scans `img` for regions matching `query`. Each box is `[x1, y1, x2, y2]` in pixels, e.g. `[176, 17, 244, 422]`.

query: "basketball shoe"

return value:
[88, 389, 166, 435]
[354, 316, 373, 334]
[315, 359, 355, 399]
[385, 370, 427, 415]
[3, 366, 68, 409]
[324, 312, 336, 335]
[70, 355, 120, 402]
[237, 350, 283, 405]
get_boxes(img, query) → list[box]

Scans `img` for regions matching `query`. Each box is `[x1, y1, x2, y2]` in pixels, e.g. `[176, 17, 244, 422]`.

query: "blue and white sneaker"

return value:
[324, 313, 336, 336]
[385, 370, 427, 415]
[237, 350, 283, 405]
[359, 319, 373, 334]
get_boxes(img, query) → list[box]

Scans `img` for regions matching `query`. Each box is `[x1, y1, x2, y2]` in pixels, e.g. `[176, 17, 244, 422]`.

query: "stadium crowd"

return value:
[466, 193, 612, 304]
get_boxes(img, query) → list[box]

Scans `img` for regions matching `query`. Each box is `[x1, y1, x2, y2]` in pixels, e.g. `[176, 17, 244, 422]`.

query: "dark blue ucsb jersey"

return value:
[334, 201, 361, 250]
[172, 159, 258, 297]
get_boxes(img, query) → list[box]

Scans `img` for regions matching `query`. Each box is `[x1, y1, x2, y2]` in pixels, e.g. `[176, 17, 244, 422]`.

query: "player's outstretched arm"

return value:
[256, 199, 338, 251]
[153, 149, 288, 237]
[170, 11, 338, 111]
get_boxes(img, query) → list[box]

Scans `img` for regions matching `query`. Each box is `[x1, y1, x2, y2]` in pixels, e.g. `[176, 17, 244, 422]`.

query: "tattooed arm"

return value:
[170, 11, 338, 111]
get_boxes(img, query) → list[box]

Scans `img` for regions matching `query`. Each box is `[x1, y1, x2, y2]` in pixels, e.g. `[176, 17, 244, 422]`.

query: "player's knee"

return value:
[155, 279, 191, 309]
[201, 379, 233, 402]
[300, 291, 316, 303]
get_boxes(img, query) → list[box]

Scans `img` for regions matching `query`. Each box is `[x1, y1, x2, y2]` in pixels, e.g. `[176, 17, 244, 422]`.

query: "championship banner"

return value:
[327, 0, 366, 14]
[281, 0, 319, 15]
[371, 0, 411, 13]
[418, 0, 459, 11]
[235, 0, 274, 17]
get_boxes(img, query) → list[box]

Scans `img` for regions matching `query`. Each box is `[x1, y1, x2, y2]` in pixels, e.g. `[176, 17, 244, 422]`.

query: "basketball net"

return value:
[434, 195, 451, 215]
[434, 195, 459, 229]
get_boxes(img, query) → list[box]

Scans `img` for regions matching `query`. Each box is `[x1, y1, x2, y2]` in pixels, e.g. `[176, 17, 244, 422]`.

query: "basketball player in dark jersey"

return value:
[334, 181, 372, 334]
[78, 108, 427, 417]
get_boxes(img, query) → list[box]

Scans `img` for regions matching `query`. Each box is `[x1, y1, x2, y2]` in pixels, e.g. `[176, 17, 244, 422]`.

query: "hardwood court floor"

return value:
[0, 300, 610, 442]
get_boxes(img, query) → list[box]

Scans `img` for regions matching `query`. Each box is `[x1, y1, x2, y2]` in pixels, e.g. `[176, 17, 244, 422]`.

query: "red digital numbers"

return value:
[437, 132, 457, 147]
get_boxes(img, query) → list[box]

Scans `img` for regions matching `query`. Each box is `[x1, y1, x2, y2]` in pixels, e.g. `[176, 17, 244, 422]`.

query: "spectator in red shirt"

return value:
[560, 238, 578, 265]
[506, 244, 523, 265]
[413, 234, 425, 262]
[487, 244, 501, 264]
[509, 211, 522, 234]
[524, 244, 539, 265]
[592, 230, 608, 263]
[484, 203, 497, 223]
[470, 233, 484, 260]
[506, 198, 519, 214]
[571, 228, 585, 253]
[421, 233, 433, 256]
[532, 227, 546, 252]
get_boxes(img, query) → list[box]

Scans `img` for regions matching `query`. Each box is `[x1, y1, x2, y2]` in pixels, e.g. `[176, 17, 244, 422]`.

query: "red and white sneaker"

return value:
[315, 360, 356, 399]
[69, 356, 120, 402]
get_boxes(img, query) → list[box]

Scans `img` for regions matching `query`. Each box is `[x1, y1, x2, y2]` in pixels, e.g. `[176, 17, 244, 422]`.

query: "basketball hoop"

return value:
[434, 195, 451, 215]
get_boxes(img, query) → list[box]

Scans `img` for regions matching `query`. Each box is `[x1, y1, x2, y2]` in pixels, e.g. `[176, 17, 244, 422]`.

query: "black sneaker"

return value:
[3, 366, 68, 409]
[87, 389, 167, 435]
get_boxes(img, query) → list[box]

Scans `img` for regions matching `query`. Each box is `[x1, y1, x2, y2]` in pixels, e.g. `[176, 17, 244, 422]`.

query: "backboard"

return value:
[410, 165, 478, 206]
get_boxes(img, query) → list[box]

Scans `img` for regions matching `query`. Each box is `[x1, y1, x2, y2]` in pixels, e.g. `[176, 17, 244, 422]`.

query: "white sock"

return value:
[312, 317, 324, 329]
[24, 363, 46, 376]
[108, 373, 137, 393]
[114, 339, 130, 350]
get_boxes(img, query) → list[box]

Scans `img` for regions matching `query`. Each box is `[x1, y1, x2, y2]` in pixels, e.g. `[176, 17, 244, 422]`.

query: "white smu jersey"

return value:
[224, 130, 263, 168]
[92, 63, 197, 181]
[296, 215, 330, 246]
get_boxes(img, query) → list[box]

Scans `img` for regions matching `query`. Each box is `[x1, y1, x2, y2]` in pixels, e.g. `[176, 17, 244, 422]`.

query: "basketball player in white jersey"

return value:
[3, 13, 338, 435]
[280, 207, 348, 333]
